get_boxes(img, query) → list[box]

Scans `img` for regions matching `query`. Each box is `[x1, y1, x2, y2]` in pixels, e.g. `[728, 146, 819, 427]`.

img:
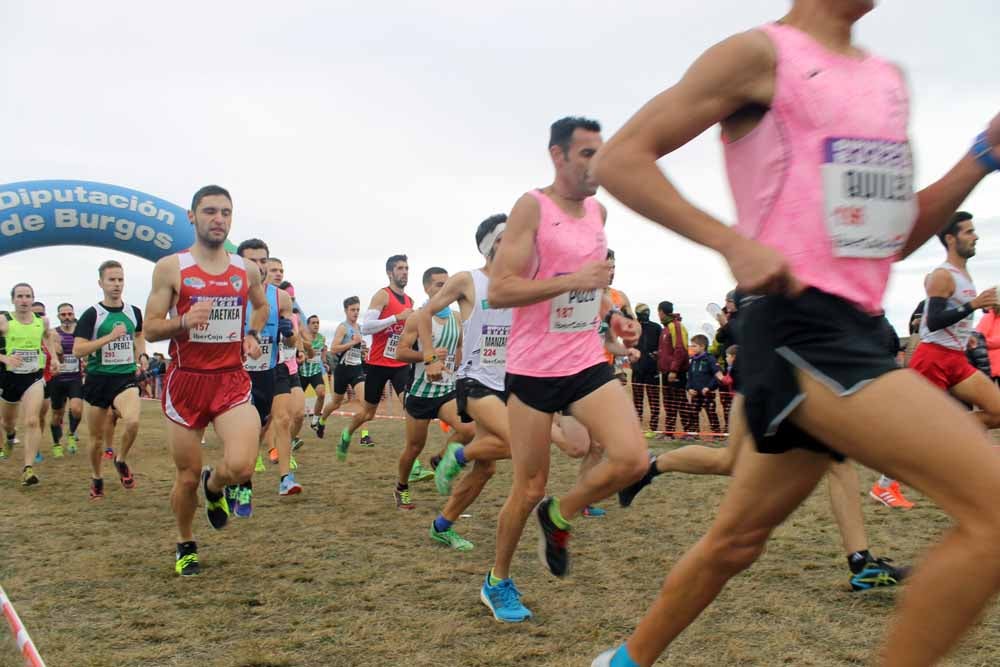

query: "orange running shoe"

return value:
[869, 481, 914, 510]
[268, 447, 279, 464]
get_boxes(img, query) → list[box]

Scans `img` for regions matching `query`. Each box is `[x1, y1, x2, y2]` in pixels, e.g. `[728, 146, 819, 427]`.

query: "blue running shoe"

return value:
[224, 485, 239, 514]
[850, 556, 908, 591]
[591, 645, 638, 667]
[234, 484, 253, 518]
[34, 451, 43, 463]
[479, 572, 532, 623]
[582, 505, 606, 517]
[279, 473, 303, 496]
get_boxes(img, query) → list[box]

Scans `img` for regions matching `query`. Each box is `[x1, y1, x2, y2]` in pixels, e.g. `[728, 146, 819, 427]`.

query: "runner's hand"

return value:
[185, 300, 213, 329]
[972, 287, 999, 310]
[721, 236, 803, 296]
[5, 356, 21, 369]
[49, 356, 60, 374]
[610, 313, 640, 346]
[425, 360, 444, 381]
[244, 335, 262, 360]
[109, 323, 128, 340]
[626, 348, 641, 363]
[396, 308, 414, 322]
[351, 333, 363, 345]
[571, 261, 612, 291]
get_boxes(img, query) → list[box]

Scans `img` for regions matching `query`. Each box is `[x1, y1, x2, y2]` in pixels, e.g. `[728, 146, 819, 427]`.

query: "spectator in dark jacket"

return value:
[656, 301, 690, 435]
[631, 303, 663, 433]
[686, 334, 724, 434]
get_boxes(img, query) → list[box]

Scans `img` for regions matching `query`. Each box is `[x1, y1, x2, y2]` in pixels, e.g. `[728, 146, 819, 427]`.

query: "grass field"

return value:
[3, 400, 1000, 666]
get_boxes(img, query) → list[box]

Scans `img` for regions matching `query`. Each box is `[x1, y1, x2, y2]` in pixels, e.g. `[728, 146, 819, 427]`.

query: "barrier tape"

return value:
[0, 585, 45, 667]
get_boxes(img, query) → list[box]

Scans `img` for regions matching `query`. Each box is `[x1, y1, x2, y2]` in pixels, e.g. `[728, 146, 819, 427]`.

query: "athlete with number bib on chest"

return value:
[337, 255, 414, 460]
[144, 185, 269, 577]
[591, 0, 1000, 664]
[316, 297, 368, 439]
[73, 260, 145, 499]
[481, 116, 649, 623]
[48, 302, 84, 457]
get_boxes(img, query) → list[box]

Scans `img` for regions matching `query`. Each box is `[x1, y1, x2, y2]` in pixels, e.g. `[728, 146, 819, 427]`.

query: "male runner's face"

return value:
[266, 261, 284, 286]
[390, 262, 409, 289]
[58, 306, 75, 327]
[558, 129, 603, 198]
[191, 195, 233, 248]
[424, 272, 449, 299]
[308, 318, 320, 334]
[12, 287, 34, 313]
[608, 258, 616, 285]
[954, 221, 978, 259]
[241, 248, 269, 280]
[31, 305, 45, 317]
[346, 303, 360, 322]
[100, 267, 125, 301]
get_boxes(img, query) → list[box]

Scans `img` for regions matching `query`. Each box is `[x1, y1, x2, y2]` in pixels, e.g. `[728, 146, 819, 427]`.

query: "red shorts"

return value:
[162, 366, 252, 430]
[909, 342, 977, 390]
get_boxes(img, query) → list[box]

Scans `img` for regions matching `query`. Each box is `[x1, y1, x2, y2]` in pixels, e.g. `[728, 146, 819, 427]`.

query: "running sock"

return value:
[454, 446, 467, 466]
[610, 644, 640, 667]
[488, 569, 503, 586]
[69, 413, 80, 434]
[547, 497, 571, 530]
[51, 424, 63, 444]
[433, 515, 453, 533]
[877, 474, 895, 487]
[396, 482, 408, 492]
[848, 550, 872, 574]
[361, 429, 369, 438]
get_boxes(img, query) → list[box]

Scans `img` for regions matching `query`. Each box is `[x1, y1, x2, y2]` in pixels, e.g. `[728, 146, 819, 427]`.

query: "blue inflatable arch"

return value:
[0, 180, 235, 262]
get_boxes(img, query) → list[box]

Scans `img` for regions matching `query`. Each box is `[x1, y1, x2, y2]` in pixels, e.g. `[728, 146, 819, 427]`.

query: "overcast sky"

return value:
[1, 1, 998, 352]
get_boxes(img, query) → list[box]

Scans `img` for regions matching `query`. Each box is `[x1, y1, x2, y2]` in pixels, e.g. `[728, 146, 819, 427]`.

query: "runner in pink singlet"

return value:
[478, 116, 648, 624]
[592, 1, 1000, 665]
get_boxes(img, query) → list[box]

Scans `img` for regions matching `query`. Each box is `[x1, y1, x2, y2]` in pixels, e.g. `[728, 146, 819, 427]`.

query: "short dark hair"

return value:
[32, 301, 45, 312]
[98, 260, 123, 279]
[307, 315, 319, 324]
[549, 116, 601, 155]
[10, 283, 33, 300]
[237, 238, 269, 257]
[422, 266, 448, 286]
[938, 211, 973, 247]
[691, 334, 709, 348]
[386, 254, 408, 273]
[658, 301, 674, 316]
[606, 248, 615, 261]
[726, 345, 738, 357]
[57, 302, 73, 312]
[475, 214, 507, 250]
[191, 185, 232, 212]
[343, 296, 360, 309]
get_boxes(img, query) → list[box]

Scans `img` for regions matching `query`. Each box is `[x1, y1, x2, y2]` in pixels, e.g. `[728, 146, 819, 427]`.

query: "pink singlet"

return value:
[506, 189, 607, 378]
[723, 22, 917, 314]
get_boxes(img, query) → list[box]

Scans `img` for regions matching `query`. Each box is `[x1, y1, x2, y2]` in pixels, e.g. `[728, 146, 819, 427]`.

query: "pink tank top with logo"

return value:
[723, 23, 917, 314]
[506, 189, 607, 377]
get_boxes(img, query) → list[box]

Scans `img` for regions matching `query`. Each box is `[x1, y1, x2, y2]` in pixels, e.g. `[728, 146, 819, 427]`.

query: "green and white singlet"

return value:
[301, 333, 326, 377]
[408, 311, 460, 399]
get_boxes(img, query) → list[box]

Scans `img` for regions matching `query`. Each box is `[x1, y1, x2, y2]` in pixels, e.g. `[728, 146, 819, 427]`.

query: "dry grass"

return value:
[2, 401, 1000, 666]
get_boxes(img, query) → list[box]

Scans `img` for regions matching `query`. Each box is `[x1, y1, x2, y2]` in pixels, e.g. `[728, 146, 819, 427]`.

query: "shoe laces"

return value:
[494, 580, 524, 608]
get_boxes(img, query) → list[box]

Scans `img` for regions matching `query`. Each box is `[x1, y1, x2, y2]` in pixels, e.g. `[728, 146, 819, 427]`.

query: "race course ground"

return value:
[3, 400, 1000, 666]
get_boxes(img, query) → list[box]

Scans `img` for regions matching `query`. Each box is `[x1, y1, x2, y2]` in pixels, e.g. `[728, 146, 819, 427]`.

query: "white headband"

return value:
[478, 223, 506, 257]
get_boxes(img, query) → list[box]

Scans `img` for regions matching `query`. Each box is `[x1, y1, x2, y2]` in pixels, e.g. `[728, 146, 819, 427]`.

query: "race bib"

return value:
[822, 137, 916, 258]
[10, 349, 39, 374]
[480, 324, 509, 367]
[243, 336, 273, 372]
[549, 289, 600, 333]
[279, 344, 296, 364]
[345, 346, 363, 366]
[385, 333, 401, 360]
[188, 296, 243, 344]
[102, 338, 134, 366]
[59, 356, 80, 374]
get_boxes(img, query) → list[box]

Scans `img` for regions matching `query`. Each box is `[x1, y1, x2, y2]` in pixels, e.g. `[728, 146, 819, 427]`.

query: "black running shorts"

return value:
[455, 377, 507, 423]
[506, 362, 615, 415]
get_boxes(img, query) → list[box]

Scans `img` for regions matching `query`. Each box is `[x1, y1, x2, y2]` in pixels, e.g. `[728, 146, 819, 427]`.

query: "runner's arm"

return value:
[417, 271, 472, 355]
[592, 30, 775, 255]
[394, 317, 423, 364]
[276, 290, 298, 347]
[923, 270, 967, 331]
[143, 256, 183, 343]
[246, 261, 269, 336]
[329, 324, 356, 354]
[489, 194, 606, 308]
[359, 290, 395, 335]
[72, 307, 120, 357]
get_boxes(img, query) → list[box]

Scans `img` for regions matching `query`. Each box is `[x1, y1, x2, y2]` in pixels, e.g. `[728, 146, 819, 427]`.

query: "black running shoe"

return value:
[175, 541, 200, 576]
[536, 497, 571, 578]
[315, 420, 326, 439]
[202, 468, 230, 530]
[850, 556, 909, 592]
[618, 455, 657, 508]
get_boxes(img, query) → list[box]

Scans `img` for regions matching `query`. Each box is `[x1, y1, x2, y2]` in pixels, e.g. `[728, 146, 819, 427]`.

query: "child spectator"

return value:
[719, 344, 738, 427]
[686, 334, 725, 435]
